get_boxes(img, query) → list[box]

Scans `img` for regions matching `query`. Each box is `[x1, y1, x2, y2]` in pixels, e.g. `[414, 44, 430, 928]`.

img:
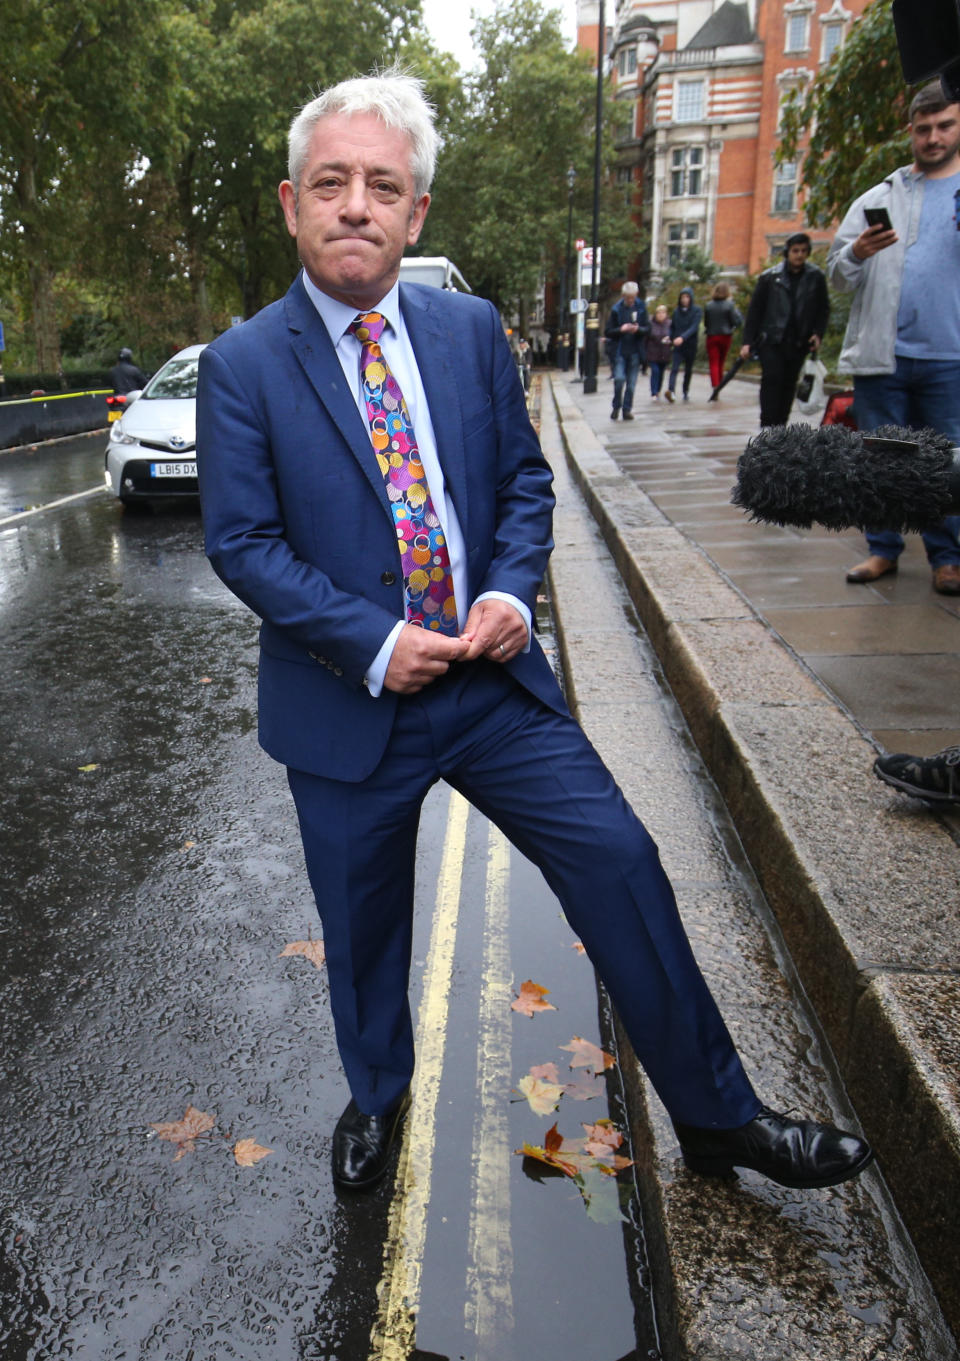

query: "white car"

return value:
[104, 343, 206, 506]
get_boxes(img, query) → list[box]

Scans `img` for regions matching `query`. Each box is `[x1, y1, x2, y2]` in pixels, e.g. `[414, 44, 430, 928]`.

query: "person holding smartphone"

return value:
[827, 80, 960, 596]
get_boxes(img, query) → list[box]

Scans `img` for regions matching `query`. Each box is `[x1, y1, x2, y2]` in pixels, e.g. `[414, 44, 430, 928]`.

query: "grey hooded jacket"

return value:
[827, 165, 925, 375]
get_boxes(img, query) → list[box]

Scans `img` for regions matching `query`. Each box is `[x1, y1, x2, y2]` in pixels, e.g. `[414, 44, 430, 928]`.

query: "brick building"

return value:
[576, 0, 866, 281]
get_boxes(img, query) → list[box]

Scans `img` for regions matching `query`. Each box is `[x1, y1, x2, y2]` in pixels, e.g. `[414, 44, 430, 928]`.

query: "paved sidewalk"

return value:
[547, 366, 960, 1346]
[574, 366, 960, 775]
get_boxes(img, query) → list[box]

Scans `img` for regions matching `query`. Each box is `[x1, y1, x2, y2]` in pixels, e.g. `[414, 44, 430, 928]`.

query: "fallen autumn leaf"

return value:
[517, 1073, 564, 1116]
[151, 1105, 216, 1161]
[562, 1071, 605, 1101]
[559, 1035, 615, 1072]
[511, 979, 557, 1017]
[280, 938, 326, 970]
[234, 1139, 273, 1167]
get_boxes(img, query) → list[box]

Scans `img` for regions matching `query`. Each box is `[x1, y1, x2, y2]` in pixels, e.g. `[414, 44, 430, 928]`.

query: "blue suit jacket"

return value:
[197, 274, 567, 781]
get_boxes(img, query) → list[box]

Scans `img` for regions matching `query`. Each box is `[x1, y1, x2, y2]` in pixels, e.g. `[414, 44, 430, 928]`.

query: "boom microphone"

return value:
[731, 424, 960, 532]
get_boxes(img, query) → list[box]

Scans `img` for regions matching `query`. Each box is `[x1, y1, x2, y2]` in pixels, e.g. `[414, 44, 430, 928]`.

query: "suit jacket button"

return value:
[381, 571, 396, 586]
[334, 667, 343, 677]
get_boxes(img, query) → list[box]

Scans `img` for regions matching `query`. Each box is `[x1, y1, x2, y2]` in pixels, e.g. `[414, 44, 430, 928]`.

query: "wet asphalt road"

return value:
[0, 434, 654, 1359]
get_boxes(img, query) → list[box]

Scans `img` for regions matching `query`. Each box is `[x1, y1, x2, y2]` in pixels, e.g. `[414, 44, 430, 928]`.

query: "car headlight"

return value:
[109, 423, 137, 445]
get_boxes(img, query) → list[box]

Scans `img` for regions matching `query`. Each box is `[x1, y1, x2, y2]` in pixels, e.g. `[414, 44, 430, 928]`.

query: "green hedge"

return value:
[0, 368, 113, 398]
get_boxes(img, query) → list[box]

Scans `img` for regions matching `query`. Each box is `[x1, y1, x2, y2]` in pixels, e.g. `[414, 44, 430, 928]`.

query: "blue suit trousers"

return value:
[287, 661, 759, 1130]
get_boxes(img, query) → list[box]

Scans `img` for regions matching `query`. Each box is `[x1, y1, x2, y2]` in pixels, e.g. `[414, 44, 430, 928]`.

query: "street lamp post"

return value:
[582, 0, 605, 395]
[557, 165, 576, 372]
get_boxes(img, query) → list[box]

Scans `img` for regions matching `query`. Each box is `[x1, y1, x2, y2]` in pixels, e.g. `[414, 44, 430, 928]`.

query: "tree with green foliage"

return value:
[0, 0, 177, 374]
[421, 0, 638, 317]
[778, 0, 912, 227]
[658, 245, 720, 288]
[135, 0, 429, 339]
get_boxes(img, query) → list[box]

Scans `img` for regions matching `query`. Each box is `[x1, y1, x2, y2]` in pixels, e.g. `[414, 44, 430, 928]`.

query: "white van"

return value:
[399, 256, 472, 292]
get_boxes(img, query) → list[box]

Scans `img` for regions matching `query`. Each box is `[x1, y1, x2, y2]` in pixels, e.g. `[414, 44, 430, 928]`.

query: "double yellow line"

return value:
[369, 791, 515, 1359]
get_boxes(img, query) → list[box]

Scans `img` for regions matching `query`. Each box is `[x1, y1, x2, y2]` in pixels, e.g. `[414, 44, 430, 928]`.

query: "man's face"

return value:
[910, 104, 960, 171]
[786, 243, 810, 271]
[278, 112, 430, 310]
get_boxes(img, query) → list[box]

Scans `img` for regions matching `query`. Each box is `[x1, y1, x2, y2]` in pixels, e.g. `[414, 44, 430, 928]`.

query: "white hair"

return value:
[622, 281, 639, 295]
[287, 66, 439, 200]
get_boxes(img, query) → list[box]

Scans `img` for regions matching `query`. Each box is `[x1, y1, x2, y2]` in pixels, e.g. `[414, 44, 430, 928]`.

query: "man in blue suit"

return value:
[197, 70, 872, 1192]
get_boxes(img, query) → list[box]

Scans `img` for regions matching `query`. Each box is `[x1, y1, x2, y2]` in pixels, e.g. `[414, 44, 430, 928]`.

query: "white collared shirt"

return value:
[300, 270, 530, 694]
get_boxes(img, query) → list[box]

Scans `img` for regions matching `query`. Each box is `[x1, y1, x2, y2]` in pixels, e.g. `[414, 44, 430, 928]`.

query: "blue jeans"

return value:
[854, 356, 960, 566]
[649, 361, 666, 395]
[613, 352, 640, 415]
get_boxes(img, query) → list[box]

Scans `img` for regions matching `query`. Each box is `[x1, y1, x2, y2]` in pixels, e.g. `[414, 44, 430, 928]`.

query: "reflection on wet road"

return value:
[0, 429, 108, 518]
[0, 437, 653, 1359]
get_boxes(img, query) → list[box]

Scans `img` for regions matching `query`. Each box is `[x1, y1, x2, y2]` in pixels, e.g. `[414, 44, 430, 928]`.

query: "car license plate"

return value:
[150, 461, 197, 478]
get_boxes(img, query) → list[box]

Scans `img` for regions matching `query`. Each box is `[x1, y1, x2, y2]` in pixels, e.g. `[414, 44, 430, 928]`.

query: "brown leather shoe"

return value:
[933, 563, 960, 595]
[846, 555, 898, 583]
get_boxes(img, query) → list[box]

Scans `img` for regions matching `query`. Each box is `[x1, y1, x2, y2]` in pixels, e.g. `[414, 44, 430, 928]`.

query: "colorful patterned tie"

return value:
[349, 311, 459, 636]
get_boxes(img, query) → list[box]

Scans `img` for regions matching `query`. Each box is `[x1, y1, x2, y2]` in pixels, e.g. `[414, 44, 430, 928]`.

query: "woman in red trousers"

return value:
[704, 282, 743, 391]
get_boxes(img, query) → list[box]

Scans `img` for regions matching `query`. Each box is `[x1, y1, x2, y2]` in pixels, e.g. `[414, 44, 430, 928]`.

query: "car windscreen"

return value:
[143, 358, 200, 399]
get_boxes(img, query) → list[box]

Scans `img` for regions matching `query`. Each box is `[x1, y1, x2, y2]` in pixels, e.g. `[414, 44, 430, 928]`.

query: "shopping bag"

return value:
[795, 355, 827, 413]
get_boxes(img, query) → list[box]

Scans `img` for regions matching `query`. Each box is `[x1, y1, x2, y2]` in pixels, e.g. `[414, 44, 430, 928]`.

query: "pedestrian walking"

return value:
[664, 287, 702, 403]
[197, 67, 871, 1196]
[605, 281, 649, 420]
[828, 80, 960, 596]
[739, 234, 829, 426]
[646, 303, 672, 399]
[704, 282, 743, 393]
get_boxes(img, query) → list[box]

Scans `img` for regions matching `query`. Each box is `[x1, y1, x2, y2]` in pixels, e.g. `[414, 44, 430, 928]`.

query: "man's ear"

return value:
[407, 193, 431, 246]
[278, 180, 298, 238]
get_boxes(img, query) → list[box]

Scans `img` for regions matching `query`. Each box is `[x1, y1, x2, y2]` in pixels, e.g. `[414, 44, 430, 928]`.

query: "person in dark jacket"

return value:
[740, 234, 830, 426]
[604, 281, 649, 420]
[110, 347, 148, 394]
[646, 304, 672, 399]
[703, 282, 743, 391]
[664, 288, 701, 402]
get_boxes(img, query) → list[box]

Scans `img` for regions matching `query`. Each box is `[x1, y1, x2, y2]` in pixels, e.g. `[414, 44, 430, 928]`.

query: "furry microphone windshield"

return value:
[731, 424, 960, 532]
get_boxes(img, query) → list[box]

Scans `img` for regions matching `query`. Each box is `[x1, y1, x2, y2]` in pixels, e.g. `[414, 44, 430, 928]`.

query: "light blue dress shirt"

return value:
[300, 271, 531, 695]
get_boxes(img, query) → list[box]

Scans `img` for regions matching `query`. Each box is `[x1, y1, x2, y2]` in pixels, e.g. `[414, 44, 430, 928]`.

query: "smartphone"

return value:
[864, 206, 893, 231]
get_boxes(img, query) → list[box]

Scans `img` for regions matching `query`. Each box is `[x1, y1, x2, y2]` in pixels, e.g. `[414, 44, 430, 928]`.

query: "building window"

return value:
[821, 21, 843, 61]
[675, 80, 705, 123]
[773, 160, 798, 214]
[689, 144, 702, 195]
[618, 46, 638, 76]
[785, 11, 809, 51]
[667, 222, 700, 266]
[777, 86, 801, 132]
[669, 147, 705, 197]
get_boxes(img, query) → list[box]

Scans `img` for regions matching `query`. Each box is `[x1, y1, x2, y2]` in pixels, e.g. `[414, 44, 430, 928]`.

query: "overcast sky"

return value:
[419, 0, 578, 71]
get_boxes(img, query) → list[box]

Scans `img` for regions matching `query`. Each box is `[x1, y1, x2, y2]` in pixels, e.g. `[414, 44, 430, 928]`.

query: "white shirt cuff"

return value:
[364, 620, 406, 697]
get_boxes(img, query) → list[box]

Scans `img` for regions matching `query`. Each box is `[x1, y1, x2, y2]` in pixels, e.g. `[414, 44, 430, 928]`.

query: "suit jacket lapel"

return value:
[283, 276, 394, 521]
[400, 284, 470, 542]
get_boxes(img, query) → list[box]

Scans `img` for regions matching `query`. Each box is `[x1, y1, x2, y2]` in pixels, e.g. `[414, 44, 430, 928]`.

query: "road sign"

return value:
[0, 321, 5, 352]
[569, 298, 588, 314]
[579, 246, 602, 286]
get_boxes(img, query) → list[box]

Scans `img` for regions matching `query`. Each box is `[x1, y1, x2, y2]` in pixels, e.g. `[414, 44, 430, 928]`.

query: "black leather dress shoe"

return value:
[674, 1105, 873, 1189]
[332, 1090, 411, 1190]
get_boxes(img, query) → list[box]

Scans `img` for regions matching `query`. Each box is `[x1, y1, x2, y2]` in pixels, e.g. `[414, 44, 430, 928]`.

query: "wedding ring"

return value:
[498, 643, 506, 656]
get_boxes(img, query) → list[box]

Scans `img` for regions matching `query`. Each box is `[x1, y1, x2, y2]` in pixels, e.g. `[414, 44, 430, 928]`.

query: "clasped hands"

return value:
[384, 598, 527, 694]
